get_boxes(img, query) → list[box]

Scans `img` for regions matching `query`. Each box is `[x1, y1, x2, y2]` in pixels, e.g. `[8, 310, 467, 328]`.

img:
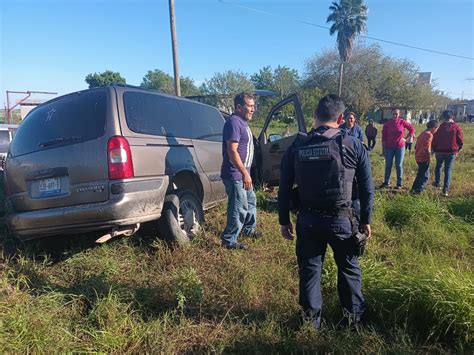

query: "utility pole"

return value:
[169, 0, 181, 96]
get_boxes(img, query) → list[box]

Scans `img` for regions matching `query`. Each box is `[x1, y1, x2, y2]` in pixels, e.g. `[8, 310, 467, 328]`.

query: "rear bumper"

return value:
[8, 177, 168, 240]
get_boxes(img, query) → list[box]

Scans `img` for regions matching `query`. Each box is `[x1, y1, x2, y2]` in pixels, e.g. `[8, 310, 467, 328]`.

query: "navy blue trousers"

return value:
[296, 211, 365, 326]
[412, 162, 430, 192]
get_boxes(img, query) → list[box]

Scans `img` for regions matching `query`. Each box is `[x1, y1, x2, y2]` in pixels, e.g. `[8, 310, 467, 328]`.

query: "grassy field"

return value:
[0, 124, 472, 353]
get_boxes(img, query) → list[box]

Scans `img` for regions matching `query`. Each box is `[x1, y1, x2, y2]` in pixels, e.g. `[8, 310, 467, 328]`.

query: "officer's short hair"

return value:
[427, 120, 439, 129]
[234, 92, 255, 108]
[440, 110, 454, 121]
[315, 94, 345, 122]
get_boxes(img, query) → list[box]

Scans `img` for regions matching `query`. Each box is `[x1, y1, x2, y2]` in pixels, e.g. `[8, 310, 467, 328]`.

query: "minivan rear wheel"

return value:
[158, 189, 204, 245]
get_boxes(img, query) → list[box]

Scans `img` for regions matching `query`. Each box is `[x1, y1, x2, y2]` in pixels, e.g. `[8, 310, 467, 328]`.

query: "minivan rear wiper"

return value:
[38, 136, 84, 148]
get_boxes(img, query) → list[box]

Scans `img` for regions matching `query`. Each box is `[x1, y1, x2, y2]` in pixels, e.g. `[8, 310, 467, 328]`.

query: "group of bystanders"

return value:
[218, 92, 464, 331]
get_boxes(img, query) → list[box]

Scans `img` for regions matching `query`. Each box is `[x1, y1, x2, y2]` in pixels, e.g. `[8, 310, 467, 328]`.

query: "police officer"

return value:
[278, 94, 374, 328]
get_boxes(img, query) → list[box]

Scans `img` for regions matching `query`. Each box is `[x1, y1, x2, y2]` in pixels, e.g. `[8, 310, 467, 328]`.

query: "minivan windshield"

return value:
[10, 89, 107, 157]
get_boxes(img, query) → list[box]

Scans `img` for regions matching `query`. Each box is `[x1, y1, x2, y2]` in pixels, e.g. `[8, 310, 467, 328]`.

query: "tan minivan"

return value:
[4, 85, 306, 243]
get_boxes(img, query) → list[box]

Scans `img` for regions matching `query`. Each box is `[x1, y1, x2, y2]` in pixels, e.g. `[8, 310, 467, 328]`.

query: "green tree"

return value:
[140, 69, 174, 93]
[180, 76, 202, 96]
[140, 69, 201, 96]
[299, 86, 327, 128]
[327, 0, 368, 96]
[251, 65, 300, 100]
[304, 45, 449, 118]
[85, 70, 126, 88]
[250, 65, 300, 122]
[251, 66, 274, 91]
[200, 70, 254, 112]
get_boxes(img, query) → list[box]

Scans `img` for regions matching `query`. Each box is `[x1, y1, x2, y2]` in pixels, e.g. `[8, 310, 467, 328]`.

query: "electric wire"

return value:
[218, 0, 474, 61]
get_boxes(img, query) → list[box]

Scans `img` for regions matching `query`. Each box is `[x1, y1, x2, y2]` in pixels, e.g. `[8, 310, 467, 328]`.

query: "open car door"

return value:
[256, 94, 306, 186]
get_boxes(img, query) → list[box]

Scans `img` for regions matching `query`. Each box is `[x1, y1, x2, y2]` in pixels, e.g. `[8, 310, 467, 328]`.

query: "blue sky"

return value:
[1, 0, 473, 106]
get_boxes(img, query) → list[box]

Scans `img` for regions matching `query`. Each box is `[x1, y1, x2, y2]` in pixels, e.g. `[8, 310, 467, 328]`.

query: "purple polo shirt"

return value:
[221, 114, 254, 181]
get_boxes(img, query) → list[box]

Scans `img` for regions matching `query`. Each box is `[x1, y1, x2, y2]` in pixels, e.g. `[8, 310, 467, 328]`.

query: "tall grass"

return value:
[0, 124, 473, 352]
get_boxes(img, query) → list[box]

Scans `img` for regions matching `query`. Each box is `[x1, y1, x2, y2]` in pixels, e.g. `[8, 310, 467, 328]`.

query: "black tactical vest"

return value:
[294, 128, 355, 210]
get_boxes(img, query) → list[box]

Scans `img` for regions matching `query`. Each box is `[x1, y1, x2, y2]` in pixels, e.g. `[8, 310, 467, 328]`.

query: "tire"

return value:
[158, 189, 204, 245]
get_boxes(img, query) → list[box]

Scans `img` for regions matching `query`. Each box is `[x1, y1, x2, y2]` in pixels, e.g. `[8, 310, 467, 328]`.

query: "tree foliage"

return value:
[140, 69, 201, 96]
[251, 65, 300, 100]
[304, 45, 449, 118]
[200, 70, 254, 112]
[327, 0, 368, 96]
[141, 69, 174, 93]
[250, 66, 300, 122]
[327, 0, 368, 63]
[85, 70, 126, 88]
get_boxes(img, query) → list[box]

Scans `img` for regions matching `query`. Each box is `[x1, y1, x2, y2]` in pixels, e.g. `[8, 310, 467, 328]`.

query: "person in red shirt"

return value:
[431, 110, 464, 196]
[381, 109, 415, 189]
[411, 120, 439, 193]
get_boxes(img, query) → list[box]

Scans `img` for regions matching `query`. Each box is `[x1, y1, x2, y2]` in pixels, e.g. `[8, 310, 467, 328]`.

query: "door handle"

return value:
[269, 144, 280, 153]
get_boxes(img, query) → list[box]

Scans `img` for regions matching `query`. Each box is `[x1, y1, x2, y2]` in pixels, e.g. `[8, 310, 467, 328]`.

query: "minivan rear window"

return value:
[10, 90, 107, 157]
[179, 100, 224, 142]
[124, 92, 191, 138]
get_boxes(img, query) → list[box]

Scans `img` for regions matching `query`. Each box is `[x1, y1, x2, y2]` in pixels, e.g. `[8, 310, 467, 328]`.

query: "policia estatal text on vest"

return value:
[278, 94, 374, 328]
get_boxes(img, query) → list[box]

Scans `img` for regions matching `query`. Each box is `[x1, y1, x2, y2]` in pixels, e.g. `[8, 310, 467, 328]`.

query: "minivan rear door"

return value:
[5, 88, 114, 212]
[257, 94, 306, 186]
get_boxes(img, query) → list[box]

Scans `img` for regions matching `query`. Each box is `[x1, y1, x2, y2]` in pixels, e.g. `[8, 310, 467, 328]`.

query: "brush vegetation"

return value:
[0, 124, 473, 353]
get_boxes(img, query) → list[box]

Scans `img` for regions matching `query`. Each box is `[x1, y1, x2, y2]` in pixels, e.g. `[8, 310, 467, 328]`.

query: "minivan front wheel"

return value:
[159, 189, 204, 245]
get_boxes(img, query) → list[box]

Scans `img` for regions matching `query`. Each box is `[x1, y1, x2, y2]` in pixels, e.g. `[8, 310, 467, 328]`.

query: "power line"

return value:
[218, 0, 474, 61]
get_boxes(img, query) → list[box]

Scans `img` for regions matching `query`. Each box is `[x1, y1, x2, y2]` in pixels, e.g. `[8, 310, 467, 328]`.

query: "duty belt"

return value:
[301, 207, 353, 218]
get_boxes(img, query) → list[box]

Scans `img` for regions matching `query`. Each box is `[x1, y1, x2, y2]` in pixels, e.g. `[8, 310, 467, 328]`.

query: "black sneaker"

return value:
[222, 242, 248, 250]
[395, 185, 402, 190]
[338, 310, 367, 329]
[442, 190, 449, 197]
[303, 309, 322, 330]
[379, 183, 390, 188]
[432, 182, 441, 189]
[243, 231, 263, 239]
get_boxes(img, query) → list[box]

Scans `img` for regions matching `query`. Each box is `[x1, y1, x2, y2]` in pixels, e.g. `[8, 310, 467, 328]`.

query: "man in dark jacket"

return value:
[432, 110, 464, 196]
[364, 119, 378, 150]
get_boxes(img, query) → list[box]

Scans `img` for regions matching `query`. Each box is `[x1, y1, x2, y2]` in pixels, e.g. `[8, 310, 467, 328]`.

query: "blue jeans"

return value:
[384, 147, 405, 186]
[221, 179, 257, 245]
[412, 162, 430, 192]
[434, 153, 456, 192]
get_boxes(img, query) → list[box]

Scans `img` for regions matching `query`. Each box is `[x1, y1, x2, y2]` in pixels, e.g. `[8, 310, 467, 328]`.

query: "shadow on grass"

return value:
[1, 229, 102, 264]
[0, 217, 172, 266]
[448, 197, 474, 222]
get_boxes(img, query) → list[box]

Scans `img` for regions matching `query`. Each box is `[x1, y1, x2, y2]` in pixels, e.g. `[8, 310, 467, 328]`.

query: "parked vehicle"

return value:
[4, 85, 306, 243]
[0, 124, 19, 171]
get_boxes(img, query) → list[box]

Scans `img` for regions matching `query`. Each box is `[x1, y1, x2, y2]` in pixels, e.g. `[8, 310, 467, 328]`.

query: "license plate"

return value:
[38, 177, 61, 195]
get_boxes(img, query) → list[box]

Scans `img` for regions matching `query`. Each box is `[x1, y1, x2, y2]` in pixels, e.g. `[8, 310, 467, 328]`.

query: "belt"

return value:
[301, 207, 353, 217]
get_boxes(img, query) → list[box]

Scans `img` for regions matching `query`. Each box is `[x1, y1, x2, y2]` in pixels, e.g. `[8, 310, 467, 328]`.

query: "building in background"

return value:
[418, 72, 433, 85]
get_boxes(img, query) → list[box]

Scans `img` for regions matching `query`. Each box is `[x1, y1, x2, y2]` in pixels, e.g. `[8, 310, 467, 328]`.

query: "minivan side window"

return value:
[124, 92, 191, 139]
[10, 90, 107, 157]
[179, 100, 224, 142]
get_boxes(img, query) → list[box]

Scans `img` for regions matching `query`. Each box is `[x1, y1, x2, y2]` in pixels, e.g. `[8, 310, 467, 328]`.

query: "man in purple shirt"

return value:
[221, 92, 260, 249]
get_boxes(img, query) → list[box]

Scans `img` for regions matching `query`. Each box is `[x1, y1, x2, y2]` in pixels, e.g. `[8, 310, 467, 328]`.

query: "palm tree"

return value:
[327, 0, 368, 97]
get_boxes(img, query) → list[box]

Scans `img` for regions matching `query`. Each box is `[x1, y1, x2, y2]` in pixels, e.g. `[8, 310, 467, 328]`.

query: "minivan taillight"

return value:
[107, 136, 134, 180]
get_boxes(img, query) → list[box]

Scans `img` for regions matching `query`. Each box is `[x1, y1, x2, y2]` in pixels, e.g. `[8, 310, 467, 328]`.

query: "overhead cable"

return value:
[218, 0, 474, 61]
